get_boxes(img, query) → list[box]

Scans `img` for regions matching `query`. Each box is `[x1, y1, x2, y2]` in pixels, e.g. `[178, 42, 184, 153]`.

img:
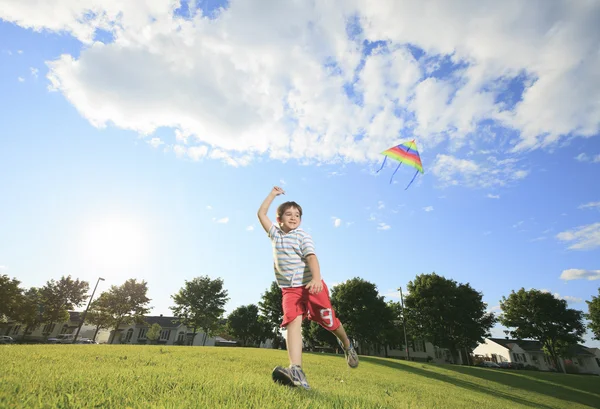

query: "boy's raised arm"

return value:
[257, 186, 285, 233]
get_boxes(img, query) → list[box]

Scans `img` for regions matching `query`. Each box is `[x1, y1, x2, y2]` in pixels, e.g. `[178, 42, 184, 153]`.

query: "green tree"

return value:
[405, 273, 496, 363]
[146, 323, 162, 344]
[500, 288, 586, 373]
[330, 277, 394, 355]
[383, 301, 405, 356]
[586, 288, 600, 341]
[15, 288, 43, 341]
[39, 276, 89, 338]
[226, 304, 271, 347]
[170, 276, 229, 346]
[0, 275, 24, 321]
[85, 302, 114, 342]
[258, 281, 283, 337]
[94, 279, 151, 344]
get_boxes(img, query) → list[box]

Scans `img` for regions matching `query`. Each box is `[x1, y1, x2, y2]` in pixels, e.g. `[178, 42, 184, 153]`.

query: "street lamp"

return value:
[73, 277, 105, 343]
[398, 286, 410, 361]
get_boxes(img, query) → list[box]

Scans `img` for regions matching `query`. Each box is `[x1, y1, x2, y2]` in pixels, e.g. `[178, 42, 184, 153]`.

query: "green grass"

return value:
[1, 345, 599, 408]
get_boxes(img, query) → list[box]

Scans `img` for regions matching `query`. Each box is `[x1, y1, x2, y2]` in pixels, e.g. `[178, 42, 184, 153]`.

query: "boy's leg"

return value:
[274, 287, 311, 389]
[285, 315, 303, 367]
[306, 281, 359, 368]
[331, 322, 351, 350]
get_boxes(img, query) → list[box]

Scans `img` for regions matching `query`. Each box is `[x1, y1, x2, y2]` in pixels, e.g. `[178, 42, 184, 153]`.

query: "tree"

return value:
[0, 275, 24, 321]
[405, 273, 496, 363]
[39, 276, 89, 338]
[94, 279, 151, 344]
[226, 304, 271, 347]
[86, 302, 115, 342]
[383, 301, 405, 356]
[147, 323, 162, 344]
[330, 277, 395, 355]
[258, 281, 283, 337]
[170, 276, 229, 346]
[14, 288, 43, 341]
[500, 288, 586, 372]
[586, 288, 600, 341]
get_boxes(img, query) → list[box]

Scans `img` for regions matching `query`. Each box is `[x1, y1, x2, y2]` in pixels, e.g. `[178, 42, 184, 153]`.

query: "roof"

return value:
[488, 338, 594, 356]
[142, 316, 182, 328]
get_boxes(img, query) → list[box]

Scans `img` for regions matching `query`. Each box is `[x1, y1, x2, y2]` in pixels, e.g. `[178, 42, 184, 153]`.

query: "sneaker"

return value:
[338, 338, 359, 368]
[271, 365, 311, 389]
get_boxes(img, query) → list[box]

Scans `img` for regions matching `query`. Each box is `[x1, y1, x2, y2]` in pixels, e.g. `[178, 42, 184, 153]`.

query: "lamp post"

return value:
[73, 277, 105, 343]
[399, 286, 410, 361]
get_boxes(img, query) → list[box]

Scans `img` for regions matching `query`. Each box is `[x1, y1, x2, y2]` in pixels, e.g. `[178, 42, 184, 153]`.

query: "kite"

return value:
[376, 140, 424, 189]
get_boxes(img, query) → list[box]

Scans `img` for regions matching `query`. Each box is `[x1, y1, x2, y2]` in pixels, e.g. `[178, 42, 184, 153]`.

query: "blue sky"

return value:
[1, 0, 599, 347]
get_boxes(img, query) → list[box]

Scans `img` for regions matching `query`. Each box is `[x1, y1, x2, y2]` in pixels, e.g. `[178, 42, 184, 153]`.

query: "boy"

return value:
[257, 186, 358, 390]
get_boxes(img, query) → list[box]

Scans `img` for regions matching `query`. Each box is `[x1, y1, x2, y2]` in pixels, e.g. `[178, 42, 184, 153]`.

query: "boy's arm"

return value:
[305, 254, 321, 281]
[257, 186, 285, 233]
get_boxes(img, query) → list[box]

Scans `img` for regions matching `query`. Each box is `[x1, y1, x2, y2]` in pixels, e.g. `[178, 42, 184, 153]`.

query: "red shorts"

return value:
[280, 280, 341, 331]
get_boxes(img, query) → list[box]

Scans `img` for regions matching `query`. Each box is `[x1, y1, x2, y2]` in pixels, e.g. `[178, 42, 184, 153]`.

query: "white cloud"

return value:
[575, 153, 600, 163]
[246, 225, 254, 231]
[560, 269, 600, 281]
[346, 221, 354, 227]
[17, 77, 24, 82]
[423, 206, 434, 212]
[556, 223, 600, 250]
[578, 201, 600, 210]
[332, 217, 342, 228]
[206, 205, 213, 210]
[213, 217, 229, 224]
[561, 295, 583, 304]
[2, 0, 599, 179]
[30, 67, 38, 78]
[0, 265, 7, 272]
[148, 137, 164, 148]
[279, 179, 286, 186]
[377, 201, 385, 210]
[377, 222, 391, 230]
[512, 221, 524, 228]
[487, 194, 500, 199]
[431, 154, 529, 188]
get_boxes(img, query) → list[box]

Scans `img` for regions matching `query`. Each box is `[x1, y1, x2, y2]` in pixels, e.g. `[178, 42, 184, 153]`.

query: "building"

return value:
[473, 338, 600, 375]
[1, 312, 111, 343]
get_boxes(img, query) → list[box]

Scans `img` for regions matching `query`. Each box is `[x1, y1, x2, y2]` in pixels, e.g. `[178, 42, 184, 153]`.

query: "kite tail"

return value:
[390, 162, 403, 184]
[404, 169, 420, 190]
[375, 156, 387, 173]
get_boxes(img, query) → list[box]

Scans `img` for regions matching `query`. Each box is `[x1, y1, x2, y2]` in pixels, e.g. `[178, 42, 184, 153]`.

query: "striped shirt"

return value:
[267, 224, 316, 288]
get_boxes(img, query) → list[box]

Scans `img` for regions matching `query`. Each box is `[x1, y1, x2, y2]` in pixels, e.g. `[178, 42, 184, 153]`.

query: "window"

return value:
[522, 354, 527, 363]
[434, 347, 443, 359]
[42, 323, 56, 335]
[595, 358, 600, 367]
[12, 325, 21, 335]
[124, 329, 134, 342]
[160, 329, 171, 341]
[413, 339, 425, 352]
[177, 331, 185, 343]
[60, 325, 70, 334]
[512, 353, 518, 361]
[138, 328, 148, 339]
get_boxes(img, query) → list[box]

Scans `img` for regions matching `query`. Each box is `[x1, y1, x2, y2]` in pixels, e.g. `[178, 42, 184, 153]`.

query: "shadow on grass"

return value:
[440, 364, 600, 406]
[360, 356, 575, 409]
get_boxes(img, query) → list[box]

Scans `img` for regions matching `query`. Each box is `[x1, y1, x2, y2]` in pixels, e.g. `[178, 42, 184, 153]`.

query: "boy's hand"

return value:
[305, 278, 323, 295]
[271, 186, 285, 196]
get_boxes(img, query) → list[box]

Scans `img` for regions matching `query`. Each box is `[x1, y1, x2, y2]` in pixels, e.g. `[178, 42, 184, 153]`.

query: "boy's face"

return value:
[277, 206, 301, 232]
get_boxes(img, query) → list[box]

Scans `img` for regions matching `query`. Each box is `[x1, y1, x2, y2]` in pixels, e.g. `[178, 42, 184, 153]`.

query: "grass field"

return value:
[1, 345, 599, 409]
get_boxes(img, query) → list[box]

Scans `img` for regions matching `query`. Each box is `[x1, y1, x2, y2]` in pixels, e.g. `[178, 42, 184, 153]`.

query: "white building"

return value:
[473, 338, 600, 375]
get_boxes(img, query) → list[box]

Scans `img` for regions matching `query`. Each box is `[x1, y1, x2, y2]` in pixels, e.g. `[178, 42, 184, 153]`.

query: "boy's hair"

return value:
[276, 201, 303, 219]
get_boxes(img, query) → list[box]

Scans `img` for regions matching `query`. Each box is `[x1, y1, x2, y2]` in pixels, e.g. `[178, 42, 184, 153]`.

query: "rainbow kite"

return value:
[376, 140, 424, 189]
